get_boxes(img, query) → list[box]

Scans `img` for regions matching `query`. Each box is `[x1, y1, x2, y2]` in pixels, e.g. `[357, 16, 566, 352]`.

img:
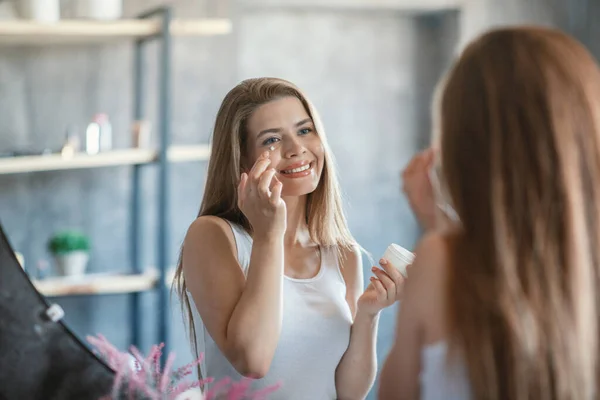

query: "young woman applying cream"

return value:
[175, 77, 404, 399]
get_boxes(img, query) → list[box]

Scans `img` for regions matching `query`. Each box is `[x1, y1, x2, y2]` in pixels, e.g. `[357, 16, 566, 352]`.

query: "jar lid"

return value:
[388, 243, 414, 264]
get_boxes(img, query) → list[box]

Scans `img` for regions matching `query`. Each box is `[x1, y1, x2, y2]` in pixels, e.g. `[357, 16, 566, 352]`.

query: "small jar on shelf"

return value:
[15, 0, 60, 22]
[72, 0, 122, 20]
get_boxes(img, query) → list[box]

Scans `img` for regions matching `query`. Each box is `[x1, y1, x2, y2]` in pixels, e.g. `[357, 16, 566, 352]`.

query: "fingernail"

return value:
[379, 258, 387, 265]
[370, 276, 375, 281]
[371, 266, 378, 272]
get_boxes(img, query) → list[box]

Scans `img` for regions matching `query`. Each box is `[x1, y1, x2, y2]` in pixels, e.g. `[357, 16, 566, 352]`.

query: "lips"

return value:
[279, 161, 314, 178]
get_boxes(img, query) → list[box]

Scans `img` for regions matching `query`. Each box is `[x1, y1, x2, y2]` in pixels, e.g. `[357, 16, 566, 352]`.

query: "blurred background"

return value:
[0, 0, 597, 398]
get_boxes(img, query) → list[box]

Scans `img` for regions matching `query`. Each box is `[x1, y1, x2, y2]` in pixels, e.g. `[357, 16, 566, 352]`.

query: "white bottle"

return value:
[85, 122, 100, 155]
[85, 114, 112, 154]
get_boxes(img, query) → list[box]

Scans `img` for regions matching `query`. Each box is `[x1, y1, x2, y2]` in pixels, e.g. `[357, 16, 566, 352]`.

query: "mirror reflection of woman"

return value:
[380, 26, 600, 400]
[175, 77, 404, 399]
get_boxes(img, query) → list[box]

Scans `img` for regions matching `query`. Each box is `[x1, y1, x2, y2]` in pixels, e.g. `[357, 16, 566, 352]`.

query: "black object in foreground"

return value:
[0, 222, 115, 400]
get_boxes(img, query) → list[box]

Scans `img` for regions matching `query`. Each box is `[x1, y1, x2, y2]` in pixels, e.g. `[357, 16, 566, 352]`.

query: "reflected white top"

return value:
[420, 341, 472, 400]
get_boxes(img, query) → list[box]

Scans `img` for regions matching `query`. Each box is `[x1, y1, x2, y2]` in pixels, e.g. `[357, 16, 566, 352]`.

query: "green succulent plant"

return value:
[47, 230, 90, 255]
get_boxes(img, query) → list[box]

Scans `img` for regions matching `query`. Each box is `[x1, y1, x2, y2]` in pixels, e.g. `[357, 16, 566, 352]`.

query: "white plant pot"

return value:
[54, 251, 89, 277]
[174, 388, 204, 400]
[16, 0, 60, 22]
[74, 0, 122, 20]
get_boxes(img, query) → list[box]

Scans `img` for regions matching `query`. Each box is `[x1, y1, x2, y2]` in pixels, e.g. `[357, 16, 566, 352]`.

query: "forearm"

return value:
[226, 235, 284, 374]
[335, 311, 380, 400]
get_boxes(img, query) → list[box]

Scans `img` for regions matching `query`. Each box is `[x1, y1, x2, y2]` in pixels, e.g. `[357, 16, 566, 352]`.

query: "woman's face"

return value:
[245, 96, 325, 197]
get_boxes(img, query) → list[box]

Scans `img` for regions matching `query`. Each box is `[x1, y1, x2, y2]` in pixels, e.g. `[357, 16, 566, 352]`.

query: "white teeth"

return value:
[283, 163, 311, 174]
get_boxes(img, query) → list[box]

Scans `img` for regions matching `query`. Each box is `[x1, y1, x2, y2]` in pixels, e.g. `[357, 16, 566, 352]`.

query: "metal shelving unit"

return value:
[0, 6, 229, 357]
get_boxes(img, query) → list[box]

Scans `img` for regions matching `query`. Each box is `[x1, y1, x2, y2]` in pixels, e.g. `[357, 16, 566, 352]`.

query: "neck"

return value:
[283, 195, 311, 246]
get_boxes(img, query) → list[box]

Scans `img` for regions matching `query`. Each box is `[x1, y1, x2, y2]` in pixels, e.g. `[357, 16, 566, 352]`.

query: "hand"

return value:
[356, 258, 406, 317]
[402, 148, 436, 231]
[238, 151, 287, 240]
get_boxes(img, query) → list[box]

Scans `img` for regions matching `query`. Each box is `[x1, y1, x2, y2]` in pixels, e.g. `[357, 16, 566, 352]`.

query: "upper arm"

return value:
[182, 216, 245, 357]
[379, 233, 448, 400]
[339, 244, 364, 320]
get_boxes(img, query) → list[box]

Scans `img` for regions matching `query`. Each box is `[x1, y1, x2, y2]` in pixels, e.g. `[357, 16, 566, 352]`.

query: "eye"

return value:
[262, 137, 280, 146]
[298, 127, 313, 135]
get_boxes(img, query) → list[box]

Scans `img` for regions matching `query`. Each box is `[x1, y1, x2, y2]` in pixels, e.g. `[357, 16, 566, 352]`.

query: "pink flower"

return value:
[86, 334, 280, 400]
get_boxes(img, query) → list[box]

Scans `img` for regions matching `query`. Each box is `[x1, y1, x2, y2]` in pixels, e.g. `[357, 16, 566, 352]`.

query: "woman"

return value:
[175, 77, 404, 399]
[380, 26, 600, 400]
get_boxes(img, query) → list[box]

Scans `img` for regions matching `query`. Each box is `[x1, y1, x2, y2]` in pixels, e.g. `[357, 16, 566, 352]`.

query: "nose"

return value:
[283, 136, 307, 159]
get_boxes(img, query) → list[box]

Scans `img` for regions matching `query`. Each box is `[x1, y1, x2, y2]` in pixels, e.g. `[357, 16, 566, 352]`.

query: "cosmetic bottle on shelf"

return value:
[85, 114, 112, 154]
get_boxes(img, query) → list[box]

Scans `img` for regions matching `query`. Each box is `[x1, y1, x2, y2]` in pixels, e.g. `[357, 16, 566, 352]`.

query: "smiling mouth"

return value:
[280, 162, 313, 175]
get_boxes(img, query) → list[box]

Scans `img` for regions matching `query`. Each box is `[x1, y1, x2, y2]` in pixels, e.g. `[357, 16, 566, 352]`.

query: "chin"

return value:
[280, 182, 319, 197]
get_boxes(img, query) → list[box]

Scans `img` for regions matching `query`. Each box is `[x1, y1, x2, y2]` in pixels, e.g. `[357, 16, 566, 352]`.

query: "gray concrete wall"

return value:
[0, 0, 598, 398]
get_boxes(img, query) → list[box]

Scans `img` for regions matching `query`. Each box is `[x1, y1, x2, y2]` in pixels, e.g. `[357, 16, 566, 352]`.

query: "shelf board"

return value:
[32, 267, 177, 297]
[33, 271, 158, 297]
[239, 0, 462, 12]
[0, 18, 232, 45]
[0, 148, 154, 174]
[167, 144, 212, 162]
[0, 145, 211, 175]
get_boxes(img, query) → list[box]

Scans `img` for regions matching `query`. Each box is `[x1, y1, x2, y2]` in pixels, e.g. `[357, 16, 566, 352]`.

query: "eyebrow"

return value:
[257, 118, 313, 138]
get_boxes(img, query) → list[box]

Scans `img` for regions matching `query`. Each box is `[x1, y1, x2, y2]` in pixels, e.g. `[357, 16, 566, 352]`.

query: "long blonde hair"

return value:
[440, 26, 600, 399]
[173, 77, 357, 364]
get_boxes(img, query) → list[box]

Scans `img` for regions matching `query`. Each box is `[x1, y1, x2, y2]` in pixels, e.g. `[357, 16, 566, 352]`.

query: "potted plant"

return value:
[47, 230, 90, 277]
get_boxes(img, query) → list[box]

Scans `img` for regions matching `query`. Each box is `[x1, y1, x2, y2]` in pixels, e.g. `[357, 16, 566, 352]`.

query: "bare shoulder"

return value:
[184, 215, 234, 246]
[337, 243, 363, 287]
[404, 231, 452, 342]
[410, 231, 450, 280]
[339, 244, 362, 273]
[182, 216, 239, 276]
[337, 243, 364, 317]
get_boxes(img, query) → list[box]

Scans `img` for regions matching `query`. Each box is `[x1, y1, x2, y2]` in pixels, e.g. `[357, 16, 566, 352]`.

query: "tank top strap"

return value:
[225, 220, 252, 274]
[319, 245, 346, 284]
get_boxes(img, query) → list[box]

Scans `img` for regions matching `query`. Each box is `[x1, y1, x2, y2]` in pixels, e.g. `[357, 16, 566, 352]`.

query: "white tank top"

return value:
[420, 341, 472, 400]
[188, 221, 353, 400]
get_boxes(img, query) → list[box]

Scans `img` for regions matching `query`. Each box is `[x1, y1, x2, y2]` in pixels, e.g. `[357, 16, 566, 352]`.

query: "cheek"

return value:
[267, 153, 282, 167]
[314, 143, 325, 166]
[308, 136, 325, 159]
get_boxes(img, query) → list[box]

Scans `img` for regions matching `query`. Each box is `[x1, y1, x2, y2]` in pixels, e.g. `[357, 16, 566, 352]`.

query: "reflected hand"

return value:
[402, 148, 436, 231]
